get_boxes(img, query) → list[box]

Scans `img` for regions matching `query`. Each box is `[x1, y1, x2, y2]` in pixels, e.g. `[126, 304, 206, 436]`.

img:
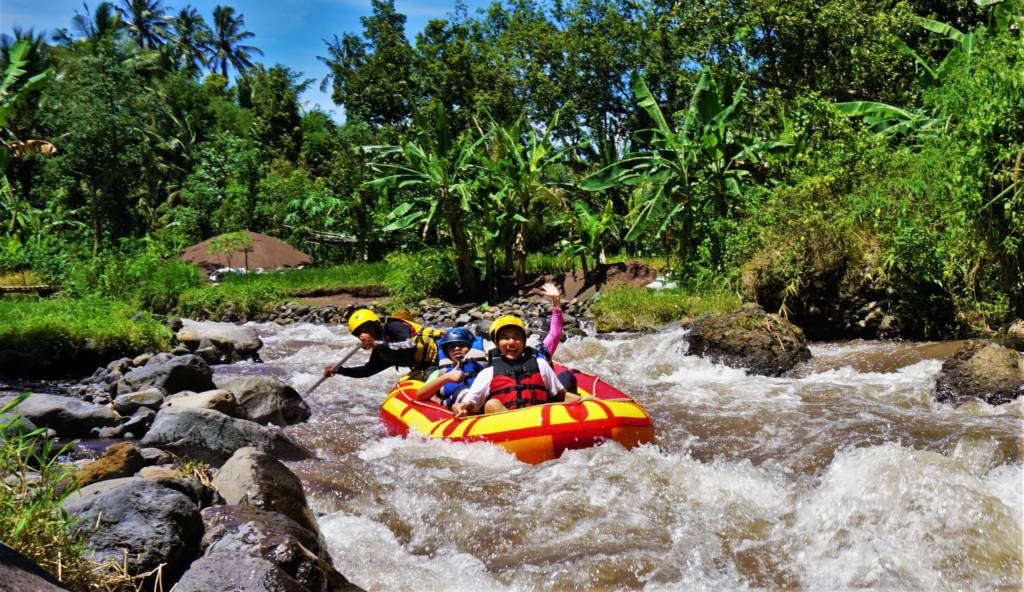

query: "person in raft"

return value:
[450, 315, 582, 418]
[416, 282, 575, 406]
[324, 309, 445, 381]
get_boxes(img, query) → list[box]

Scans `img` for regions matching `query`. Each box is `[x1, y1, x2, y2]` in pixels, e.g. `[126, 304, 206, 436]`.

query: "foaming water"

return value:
[215, 323, 1023, 591]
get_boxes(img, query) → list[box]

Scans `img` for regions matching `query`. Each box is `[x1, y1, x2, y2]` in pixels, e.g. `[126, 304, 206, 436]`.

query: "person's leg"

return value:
[557, 369, 578, 394]
[484, 399, 508, 414]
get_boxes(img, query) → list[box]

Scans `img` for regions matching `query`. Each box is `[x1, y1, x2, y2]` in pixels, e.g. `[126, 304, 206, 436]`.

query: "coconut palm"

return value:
[117, 0, 170, 49]
[54, 2, 125, 45]
[208, 5, 262, 79]
[171, 6, 211, 77]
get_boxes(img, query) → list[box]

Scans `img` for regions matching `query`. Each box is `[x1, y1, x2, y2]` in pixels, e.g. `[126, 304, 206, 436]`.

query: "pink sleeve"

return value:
[543, 306, 563, 357]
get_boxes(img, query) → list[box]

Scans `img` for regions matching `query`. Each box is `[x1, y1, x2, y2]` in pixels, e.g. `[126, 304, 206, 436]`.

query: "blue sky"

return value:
[0, 0, 494, 119]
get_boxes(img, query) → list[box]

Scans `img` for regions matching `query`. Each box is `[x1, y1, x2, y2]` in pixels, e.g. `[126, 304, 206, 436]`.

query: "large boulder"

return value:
[0, 542, 71, 591]
[174, 505, 362, 592]
[113, 388, 164, 415]
[62, 477, 202, 581]
[176, 320, 263, 364]
[163, 389, 243, 417]
[934, 341, 1024, 406]
[212, 447, 318, 532]
[214, 376, 311, 426]
[0, 393, 118, 438]
[139, 407, 310, 466]
[686, 303, 812, 376]
[115, 354, 215, 397]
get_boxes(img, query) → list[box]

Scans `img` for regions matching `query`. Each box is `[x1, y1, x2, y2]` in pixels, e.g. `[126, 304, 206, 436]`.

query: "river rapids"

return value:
[213, 322, 1023, 591]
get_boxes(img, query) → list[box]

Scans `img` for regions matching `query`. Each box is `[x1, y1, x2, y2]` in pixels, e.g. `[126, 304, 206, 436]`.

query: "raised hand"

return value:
[541, 281, 561, 307]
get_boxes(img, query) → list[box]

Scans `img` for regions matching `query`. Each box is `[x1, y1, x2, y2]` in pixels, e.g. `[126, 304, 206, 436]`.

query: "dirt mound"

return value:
[524, 260, 657, 301]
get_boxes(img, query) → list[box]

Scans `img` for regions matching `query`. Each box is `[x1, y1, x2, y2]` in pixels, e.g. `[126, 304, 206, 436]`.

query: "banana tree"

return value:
[581, 69, 786, 262]
[566, 198, 616, 282]
[481, 110, 579, 288]
[367, 101, 489, 294]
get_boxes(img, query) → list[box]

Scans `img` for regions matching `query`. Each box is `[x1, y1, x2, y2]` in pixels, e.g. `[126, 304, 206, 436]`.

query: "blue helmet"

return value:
[438, 327, 474, 352]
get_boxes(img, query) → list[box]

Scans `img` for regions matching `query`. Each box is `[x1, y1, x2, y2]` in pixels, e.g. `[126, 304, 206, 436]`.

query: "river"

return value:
[213, 322, 1023, 591]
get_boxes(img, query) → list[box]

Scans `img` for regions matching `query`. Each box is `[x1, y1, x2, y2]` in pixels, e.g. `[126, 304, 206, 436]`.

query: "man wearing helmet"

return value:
[324, 309, 444, 380]
[450, 315, 581, 418]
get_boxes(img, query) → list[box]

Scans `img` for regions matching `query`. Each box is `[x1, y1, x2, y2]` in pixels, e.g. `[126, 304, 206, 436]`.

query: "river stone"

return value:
[116, 354, 215, 397]
[73, 442, 147, 488]
[176, 320, 263, 363]
[0, 393, 119, 438]
[121, 406, 156, 438]
[934, 341, 1024, 406]
[113, 388, 165, 415]
[164, 389, 242, 417]
[180, 505, 363, 592]
[62, 477, 202, 581]
[0, 542, 71, 591]
[686, 303, 812, 376]
[213, 376, 311, 426]
[0, 412, 38, 439]
[212, 447, 318, 532]
[139, 407, 311, 466]
[174, 555, 309, 592]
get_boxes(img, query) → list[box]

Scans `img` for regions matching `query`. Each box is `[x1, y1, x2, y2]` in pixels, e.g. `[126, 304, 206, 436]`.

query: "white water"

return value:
[214, 323, 1024, 591]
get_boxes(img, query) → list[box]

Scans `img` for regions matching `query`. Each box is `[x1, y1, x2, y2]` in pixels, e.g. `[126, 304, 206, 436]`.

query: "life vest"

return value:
[486, 348, 551, 410]
[383, 317, 442, 369]
[437, 335, 487, 406]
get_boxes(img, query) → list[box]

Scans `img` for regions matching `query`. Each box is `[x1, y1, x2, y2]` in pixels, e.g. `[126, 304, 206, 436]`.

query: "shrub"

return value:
[593, 285, 741, 332]
[383, 248, 455, 306]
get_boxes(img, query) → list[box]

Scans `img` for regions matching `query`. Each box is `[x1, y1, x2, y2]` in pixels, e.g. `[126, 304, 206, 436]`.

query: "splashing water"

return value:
[215, 323, 1023, 591]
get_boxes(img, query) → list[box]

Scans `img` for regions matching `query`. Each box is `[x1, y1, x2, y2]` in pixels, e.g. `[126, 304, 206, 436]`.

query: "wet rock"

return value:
[73, 442, 147, 488]
[213, 376, 311, 426]
[164, 389, 243, 417]
[113, 388, 165, 415]
[62, 477, 202, 582]
[0, 393, 119, 438]
[116, 354, 216, 397]
[934, 341, 1024, 406]
[139, 407, 311, 466]
[212, 447, 319, 532]
[175, 505, 362, 592]
[176, 320, 263, 364]
[686, 303, 812, 376]
[0, 542, 71, 591]
[138, 446, 172, 465]
[121, 406, 156, 437]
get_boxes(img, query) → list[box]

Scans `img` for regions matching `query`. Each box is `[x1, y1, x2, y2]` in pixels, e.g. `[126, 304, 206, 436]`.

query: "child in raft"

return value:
[450, 314, 583, 418]
[416, 282, 574, 405]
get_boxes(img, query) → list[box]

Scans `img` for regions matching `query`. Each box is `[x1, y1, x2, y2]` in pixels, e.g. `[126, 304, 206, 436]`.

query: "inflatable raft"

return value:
[379, 365, 654, 463]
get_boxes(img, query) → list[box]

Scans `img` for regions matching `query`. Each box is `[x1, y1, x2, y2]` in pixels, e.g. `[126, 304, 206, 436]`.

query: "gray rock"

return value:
[138, 447, 172, 465]
[174, 555, 309, 592]
[212, 447, 318, 532]
[176, 320, 263, 363]
[935, 341, 1024, 406]
[113, 388, 164, 415]
[121, 406, 156, 437]
[686, 304, 812, 377]
[139, 407, 310, 466]
[0, 541, 71, 591]
[164, 389, 242, 417]
[213, 376, 311, 426]
[0, 393, 119, 438]
[116, 354, 215, 397]
[62, 477, 201, 580]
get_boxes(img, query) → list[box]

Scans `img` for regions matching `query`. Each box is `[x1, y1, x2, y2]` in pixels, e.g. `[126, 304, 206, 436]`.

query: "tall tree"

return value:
[54, 2, 125, 46]
[208, 5, 262, 79]
[249, 65, 304, 163]
[170, 5, 210, 77]
[117, 0, 171, 49]
[320, 0, 415, 127]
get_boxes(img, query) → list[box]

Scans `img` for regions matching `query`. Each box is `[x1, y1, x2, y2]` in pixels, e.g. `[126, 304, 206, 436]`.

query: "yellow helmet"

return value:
[489, 315, 527, 342]
[347, 309, 381, 335]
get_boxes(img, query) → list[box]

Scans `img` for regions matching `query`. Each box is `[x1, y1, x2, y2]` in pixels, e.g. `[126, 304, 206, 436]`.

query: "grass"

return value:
[219, 261, 389, 295]
[592, 285, 742, 332]
[0, 270, 43, 286]
[0, 298, 171, 361]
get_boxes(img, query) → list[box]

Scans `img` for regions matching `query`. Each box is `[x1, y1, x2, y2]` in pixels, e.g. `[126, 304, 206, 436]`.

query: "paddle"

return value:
[304, 342, 363, 396]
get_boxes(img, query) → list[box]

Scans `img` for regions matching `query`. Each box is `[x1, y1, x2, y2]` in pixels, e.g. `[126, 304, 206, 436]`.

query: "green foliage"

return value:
[593, 285, 742, 333]
[383, 248, 455, 306]
[0, 298, 170, 359]
[176, 281, 282, 320]
[0, 394, 95, 591]
[219, 261, 389, 294]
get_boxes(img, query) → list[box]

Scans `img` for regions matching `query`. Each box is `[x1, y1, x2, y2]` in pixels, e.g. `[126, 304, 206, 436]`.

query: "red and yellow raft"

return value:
[378, 365, 654, 464]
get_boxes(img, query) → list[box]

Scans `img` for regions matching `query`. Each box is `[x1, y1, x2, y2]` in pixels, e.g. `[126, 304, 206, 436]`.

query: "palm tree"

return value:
[117, 0, 170, 49]
[171, 6, 211, 77]
[54, 2, 124, 45]
[208, 5, 262, 79]
[0, 28, 48, 77]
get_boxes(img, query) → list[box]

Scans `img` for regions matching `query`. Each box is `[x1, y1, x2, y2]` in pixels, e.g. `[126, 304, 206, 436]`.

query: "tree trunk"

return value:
[448, 215, 478, 295]
[89, 183, 100, 256]
[514, 227, 527, 289]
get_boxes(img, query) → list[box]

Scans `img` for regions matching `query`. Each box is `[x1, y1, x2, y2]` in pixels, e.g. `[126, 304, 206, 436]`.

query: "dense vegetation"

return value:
[1, 0, 1021, 337]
